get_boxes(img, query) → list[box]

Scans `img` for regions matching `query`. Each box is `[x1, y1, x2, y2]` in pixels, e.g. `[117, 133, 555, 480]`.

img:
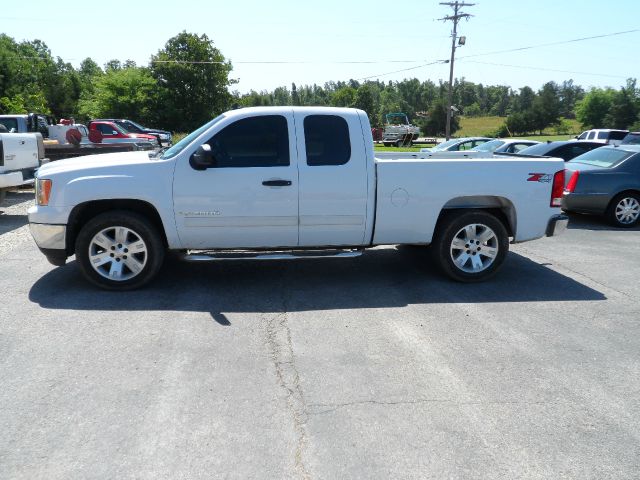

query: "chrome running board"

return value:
[183, 248, 364, 262]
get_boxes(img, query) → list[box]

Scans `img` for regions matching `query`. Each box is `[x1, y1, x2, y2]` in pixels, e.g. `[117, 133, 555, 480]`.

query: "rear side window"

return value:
[208, 115, 290, 168]
[569, 147, 633, 168]
[304, 115, 351, 166]
[622, 133, 640, 145]
[0, 118, 18, 132]
[609, 131, 628, 141]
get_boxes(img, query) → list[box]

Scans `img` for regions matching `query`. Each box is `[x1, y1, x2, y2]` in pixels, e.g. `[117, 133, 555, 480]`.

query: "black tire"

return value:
[431, 211, 509, 282]
[606, 192, 640, 228]
[75, 210, 165, 290]
[0, 189, 6, 205]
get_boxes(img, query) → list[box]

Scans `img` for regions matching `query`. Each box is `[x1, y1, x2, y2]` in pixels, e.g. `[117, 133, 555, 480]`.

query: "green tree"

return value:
[604, 78, 639, 129]
[331, 86, 356, 107]
[575, 88, 616, 128]
[150, 31, 234, 131]
[78, 67, 158, 124]
[419, 100, 459, 136]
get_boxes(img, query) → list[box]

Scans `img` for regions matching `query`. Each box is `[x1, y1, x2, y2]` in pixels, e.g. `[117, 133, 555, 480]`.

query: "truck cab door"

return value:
[294, 111, 371, 246]
[173, 112, 299, 249]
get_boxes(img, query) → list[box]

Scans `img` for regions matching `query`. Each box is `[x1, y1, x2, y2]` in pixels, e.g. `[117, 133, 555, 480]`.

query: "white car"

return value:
[421, 137, 492, 153]
[470, 138, 541, 154]
[28, 107, 567, 289]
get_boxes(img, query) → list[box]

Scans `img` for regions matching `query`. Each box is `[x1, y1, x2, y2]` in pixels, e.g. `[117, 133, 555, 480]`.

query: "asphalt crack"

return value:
[264, 269, 311, 480]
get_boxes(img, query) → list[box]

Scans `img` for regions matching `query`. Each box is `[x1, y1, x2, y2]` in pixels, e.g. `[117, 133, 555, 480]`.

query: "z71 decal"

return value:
[527, 173, 552, 183]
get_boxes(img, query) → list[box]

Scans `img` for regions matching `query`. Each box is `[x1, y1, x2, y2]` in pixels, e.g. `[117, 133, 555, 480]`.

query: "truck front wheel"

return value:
[431, 211, 509, 282]
[75, 211, 165, 290]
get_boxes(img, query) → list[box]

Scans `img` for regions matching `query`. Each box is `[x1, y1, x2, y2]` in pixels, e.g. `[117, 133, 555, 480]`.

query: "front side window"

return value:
[97, 124, 114, 134]
[207, 115, 289, 168]
[304, 115, 351, 166]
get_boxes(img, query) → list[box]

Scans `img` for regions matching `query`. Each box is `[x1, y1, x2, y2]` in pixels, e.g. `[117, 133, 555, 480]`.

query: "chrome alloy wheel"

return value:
[449, 223, 499, 273]
[615, 197, 640, 225]
[88, 226, 148, 281]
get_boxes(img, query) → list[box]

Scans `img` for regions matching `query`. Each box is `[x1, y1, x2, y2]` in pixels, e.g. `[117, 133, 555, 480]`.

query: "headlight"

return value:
[36, 178, 52, 206]
[159, 134, 169, 140]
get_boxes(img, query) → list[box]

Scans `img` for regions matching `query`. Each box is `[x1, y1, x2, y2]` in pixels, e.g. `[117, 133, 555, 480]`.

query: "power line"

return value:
[356, 28, 639, 81]
[355, 60, 449, 81]
[462, 60, 629, 79]
[457, 29, 640, 60]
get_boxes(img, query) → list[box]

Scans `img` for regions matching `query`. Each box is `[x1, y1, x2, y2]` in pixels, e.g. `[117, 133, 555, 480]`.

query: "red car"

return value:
[87, 121, 159, 146]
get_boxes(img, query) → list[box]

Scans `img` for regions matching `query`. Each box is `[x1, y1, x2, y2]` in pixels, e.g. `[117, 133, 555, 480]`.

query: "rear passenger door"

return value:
[294, 112, 370, 246]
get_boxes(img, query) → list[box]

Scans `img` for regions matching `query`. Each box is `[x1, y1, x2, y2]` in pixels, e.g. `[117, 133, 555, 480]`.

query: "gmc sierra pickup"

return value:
[28, 106, 567, 290]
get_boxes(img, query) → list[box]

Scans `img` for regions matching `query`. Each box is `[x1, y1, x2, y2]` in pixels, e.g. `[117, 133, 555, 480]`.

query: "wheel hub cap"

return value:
[450, 223, 499, 273]
[88, 226, 148, 281]
[615, 197, 640, 224]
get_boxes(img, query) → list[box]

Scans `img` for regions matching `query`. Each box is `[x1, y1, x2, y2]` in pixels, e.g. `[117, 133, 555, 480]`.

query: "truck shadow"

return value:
[28, 247, 606, 325]
[0, 214, 29, 234]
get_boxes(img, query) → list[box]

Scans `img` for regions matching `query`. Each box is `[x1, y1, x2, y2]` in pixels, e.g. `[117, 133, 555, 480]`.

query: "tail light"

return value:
[550, 169, 565, 207]
[565, 170, 580, 193]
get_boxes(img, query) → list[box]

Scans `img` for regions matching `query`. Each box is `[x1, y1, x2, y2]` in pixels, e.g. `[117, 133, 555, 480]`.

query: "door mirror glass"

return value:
[190, 144, 217, 170]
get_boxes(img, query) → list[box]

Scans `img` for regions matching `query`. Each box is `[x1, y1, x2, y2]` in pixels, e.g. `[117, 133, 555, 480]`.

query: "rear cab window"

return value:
[304, 115, 351, 166]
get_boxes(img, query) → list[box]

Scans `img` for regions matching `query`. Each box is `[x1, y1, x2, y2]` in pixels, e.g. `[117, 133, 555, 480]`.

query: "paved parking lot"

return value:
[1, 189, 639, 479]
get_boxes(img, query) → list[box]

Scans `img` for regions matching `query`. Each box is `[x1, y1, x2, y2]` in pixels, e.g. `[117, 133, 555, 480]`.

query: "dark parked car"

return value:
[562, 145, 640, 227]
[93, 118, 172, 146]
[518, 140, 604, 161]
[621, 132, 640, 145]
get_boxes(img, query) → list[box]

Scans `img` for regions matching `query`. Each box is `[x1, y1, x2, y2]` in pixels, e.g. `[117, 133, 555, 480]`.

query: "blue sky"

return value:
[2, 0, 639, 93]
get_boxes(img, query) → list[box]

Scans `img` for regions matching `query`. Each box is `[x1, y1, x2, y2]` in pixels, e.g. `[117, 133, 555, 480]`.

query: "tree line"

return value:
[1, 32, 639, 136]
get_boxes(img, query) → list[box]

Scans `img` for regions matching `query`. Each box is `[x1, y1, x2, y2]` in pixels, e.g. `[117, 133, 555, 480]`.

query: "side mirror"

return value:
[190, 144, 216, 170]
[112, 130, 118, 135]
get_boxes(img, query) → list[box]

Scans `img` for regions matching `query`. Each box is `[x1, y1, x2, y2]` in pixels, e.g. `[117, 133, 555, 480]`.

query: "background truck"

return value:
[0, 114, 156, 161]
[28, 106, 567, 290]
[0, 132, 46, 204]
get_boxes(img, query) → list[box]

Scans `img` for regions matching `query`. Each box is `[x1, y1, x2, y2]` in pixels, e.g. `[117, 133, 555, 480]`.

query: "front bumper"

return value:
[29, 223, 66, 249]
[546, 214, 569, 237]
[29, 223, 68, 266]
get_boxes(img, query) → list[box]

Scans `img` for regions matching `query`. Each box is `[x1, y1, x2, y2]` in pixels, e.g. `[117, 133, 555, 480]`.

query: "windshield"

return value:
[159, 114, 225, 160]
[432, 139, 460, 151]
[119, 120, 143, 133]
[474, 139, 504, 152]
[568, 147, 633, 168]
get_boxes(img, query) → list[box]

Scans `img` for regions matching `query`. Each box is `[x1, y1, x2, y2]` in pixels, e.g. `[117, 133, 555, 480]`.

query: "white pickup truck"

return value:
[0, 132, 45, 204]
[28, 106, 567, 290]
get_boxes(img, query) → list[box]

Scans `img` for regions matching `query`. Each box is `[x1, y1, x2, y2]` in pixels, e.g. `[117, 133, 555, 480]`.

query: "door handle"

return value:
[262, 180, 292, 187]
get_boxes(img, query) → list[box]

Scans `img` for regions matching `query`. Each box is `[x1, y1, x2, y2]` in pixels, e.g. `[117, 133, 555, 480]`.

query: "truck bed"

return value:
[373, 155, 565, 245]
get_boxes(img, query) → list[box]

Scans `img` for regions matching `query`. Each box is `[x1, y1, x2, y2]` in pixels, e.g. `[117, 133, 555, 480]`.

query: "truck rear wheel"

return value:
[431, 211, 509, 282]
[75, 211, 165, 290]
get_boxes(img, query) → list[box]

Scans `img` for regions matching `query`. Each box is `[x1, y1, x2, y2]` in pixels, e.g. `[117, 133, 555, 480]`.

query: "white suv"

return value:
[576, 129, 628, 146]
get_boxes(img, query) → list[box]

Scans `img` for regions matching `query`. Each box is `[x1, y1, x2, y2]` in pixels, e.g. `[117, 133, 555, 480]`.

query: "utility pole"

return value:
[439, 1, 474, 140]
